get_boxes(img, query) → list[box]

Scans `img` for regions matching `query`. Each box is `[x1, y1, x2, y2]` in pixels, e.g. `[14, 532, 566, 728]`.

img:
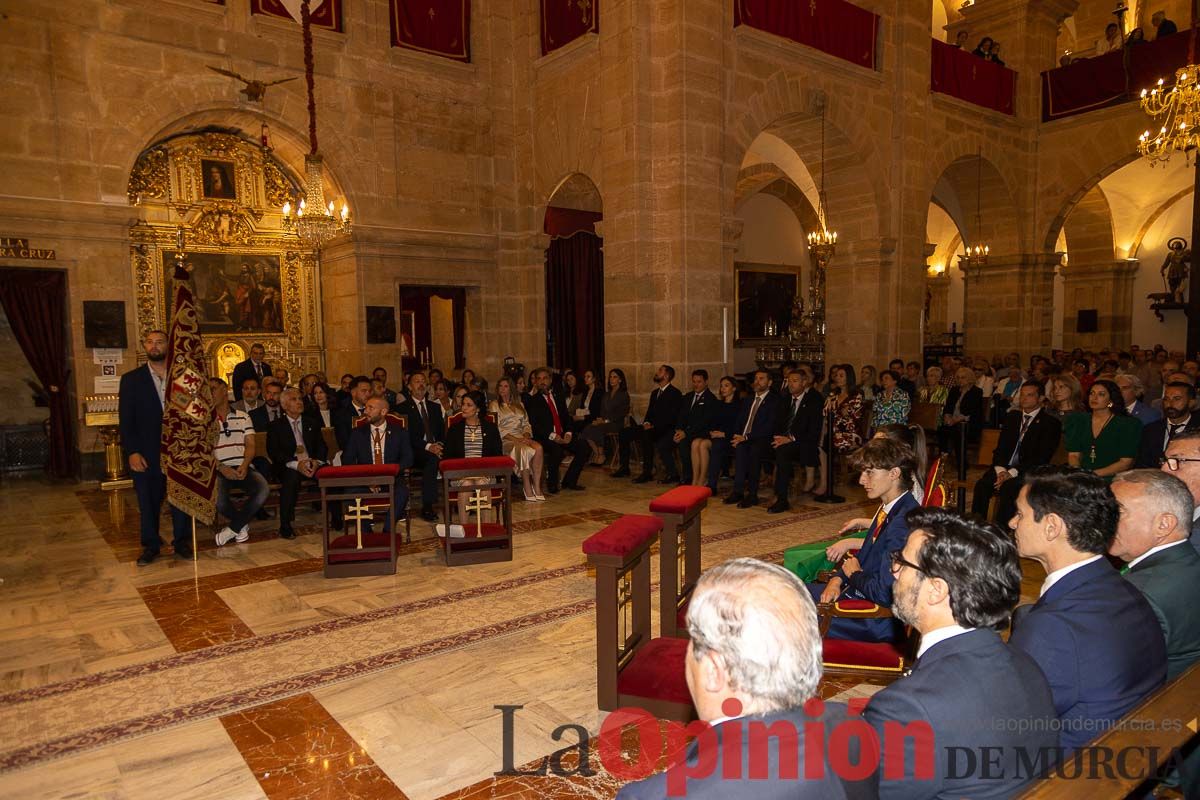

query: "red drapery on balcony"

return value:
[930, 40, 1016, 115]
[733, 0, 878, 70]
[390, 0, 471, 62]
[1041, 30, 1193, 122]
[251, 0, 342, 32]
[541, 0, 599, 57]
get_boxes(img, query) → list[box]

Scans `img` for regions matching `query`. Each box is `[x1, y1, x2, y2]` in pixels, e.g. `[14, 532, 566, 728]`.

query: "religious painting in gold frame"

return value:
[734, 262, 800, 346]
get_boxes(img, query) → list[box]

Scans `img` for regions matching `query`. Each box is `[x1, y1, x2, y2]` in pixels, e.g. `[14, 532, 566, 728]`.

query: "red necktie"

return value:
[546, 394, 563, 436]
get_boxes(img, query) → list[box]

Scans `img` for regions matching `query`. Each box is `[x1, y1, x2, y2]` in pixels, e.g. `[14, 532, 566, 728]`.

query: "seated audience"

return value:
[810, 438, 920, 642]
[870, 369, 910, 431]
[1136, 381, 1199, 468]
[332, 376, 371, 458]
[620, 364, 683, 484]
[873, 423, 927, 504]
[266, 388, 329, 539]
[431, 379, 453, 419]
[210, 378, 269, 546]
[1162, 430, 1200, 552]
[1064, 378, 1140, 477]
[1045, 373, 1082, 419]
[248, 377, 284, 432]
[1008, 467, 1167, 752]
[233, 376, 263, 414]
[672, 369, 716, 486]
[819, 364, 864, 499]
[491, 376, 545, 501]
[972, 381, 1062, 524]
[722, 368, 781, 508]
[305, 382, 334, 428]
[918, 365, 948, 405]
[397, 371, 446, 521]
[442, 390, 504, 529]
[371, 366, 399, 408]
[866, 507, 1058, 799]
[937, 366, 983, 464]
[859, 364, 879, 401]
[573, 369, 602, 429]
[527, 366, 588, 492]
[341, 395, 413, 527]
[768, 365, 823, 513]
[582, 368, 630, 466]
[616, 558, 869, 800]
[1117, 372, 1160, 426]
[702, 375, 741, 494]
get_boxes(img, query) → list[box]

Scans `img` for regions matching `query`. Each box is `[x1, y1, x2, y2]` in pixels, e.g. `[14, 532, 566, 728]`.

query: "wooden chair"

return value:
[583, 514, 695, 721]
[909, 401, 943, 433]
[817, 599, 917, 679]
[648, 486, 711, 639]
[950, 427, 1001, 515]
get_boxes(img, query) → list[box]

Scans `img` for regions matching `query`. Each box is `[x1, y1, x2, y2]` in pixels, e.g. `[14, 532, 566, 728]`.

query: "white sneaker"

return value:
[235, 525, 250, 543]
[435, 524, 467, 538]
[215, 527, 238, 546]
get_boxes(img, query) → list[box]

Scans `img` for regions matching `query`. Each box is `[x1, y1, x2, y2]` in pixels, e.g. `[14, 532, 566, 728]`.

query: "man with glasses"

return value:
[1136, 381, 1198, 467]
[865, 507, 1058, 798]
[209, 378, 269, 546]
[1162, 430, 1200, 553]
[1008, 467, 1166, 752]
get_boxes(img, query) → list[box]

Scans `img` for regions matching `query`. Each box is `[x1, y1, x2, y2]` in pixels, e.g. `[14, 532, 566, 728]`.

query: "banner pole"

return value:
[191, 515, 197, 562]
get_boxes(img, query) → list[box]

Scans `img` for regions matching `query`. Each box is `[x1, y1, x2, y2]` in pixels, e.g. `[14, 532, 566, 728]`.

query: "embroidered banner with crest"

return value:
[251, 0, 343, 33]
[390, 0, 471, 62]
[162, 258, 220, 525]
[541, 0, 598, 56]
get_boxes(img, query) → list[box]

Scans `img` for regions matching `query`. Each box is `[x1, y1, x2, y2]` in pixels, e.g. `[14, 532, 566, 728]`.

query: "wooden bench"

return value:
[648, 485, 711, 639]
[583, 514, 695, 721]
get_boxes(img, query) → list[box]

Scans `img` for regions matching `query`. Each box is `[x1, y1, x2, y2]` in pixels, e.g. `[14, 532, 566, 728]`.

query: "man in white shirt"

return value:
[209, 378, 269, 546]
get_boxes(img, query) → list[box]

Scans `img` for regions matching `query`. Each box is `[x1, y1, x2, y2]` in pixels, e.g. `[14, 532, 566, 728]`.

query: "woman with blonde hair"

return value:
[1045, 373, 1083, 418]
[490, 376, 545, 501]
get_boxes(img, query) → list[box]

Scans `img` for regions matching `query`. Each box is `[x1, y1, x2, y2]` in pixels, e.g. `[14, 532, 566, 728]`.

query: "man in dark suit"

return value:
[342, 396, 413, 526]
[768, 365, 824, 513]
[670, 369, 716, 485]
[230, 342, 271, 402]
[266, 388, 328, 539]
[526, 367, 587, 492]
[1162, 431, 1200, 553]
[617, 558, 871, 800]
[118, 329, 193, 565]
[723, 369, 781, 508]
[1136, 381, 1198, 467]
[248, 378, 284, 432]
[866, 507, 1059, 799]
[395, 371, 445, 521]
[937, 366, 983, 463]
[971, 381, 1061, 524]
[620, 364, 684, 483]
[332, 375, 372, 457]
[1008, 467, 1167, 752]
[372, 366, 399, 409]
[1153, 10, 1178, 39]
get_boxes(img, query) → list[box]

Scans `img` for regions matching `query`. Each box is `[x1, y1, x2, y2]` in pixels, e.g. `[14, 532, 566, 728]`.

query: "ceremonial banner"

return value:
[251, 0, 343, 32]
[390, 0, 471, 62]
[541, 0, 599, 57]
[734, 0, 878, 70]
[162, 259, 220, 525]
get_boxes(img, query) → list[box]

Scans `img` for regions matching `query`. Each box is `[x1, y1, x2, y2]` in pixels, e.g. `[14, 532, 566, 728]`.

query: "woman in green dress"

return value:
[1063, 378, 1141, 478]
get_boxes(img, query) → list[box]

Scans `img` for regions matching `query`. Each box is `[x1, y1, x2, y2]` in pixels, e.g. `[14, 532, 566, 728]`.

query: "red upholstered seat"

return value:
[327, 531, 401, 563]
[616, 636, 692, 705]
[316, 464, 401, 479]
[581, 515, 664, 557]
[439, 456, 516, 473]
[834, 599, 881, 613]
[648, 485, 712, 514]
[352, 412, 407, 429]
[822, 638, 907, 673]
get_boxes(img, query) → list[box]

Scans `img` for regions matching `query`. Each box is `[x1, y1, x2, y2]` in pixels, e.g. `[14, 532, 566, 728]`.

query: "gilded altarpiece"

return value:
[127, 131, 325, 381]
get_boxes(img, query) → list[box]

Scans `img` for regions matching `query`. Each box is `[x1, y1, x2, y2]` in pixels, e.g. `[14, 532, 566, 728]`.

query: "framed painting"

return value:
[201, 159, 237, 200]
[735, 263, 800, 345]
[366, 305, 397, 344]
[82, 300, 127, 349]
[164, 252, 284, 334]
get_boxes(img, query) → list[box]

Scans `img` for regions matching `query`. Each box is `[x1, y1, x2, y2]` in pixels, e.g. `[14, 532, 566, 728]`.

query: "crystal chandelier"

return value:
[959, 149, 989, 268]
[1138, 6, 1199, 164]
[280, 0, 350, 247]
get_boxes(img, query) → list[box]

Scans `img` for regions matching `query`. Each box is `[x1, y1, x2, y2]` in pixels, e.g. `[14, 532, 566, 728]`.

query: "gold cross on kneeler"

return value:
[465, 488, 492, 538]
[345, 497, 375, 549]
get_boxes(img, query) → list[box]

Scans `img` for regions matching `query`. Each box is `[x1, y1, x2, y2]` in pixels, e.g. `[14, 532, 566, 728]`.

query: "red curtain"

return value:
[399, 286, 466, 370]
[544, 206, 602, 238]
[390, 0, 471, 62]
[733, 0, 878, 70]
[250, 0, 343, 31]
[1041, 29, 1192, 122]
[545, 232, 604, 375]
[0, 269, 76, 478]
[930, 40, 1016, 115]
[541, 0, 599, 56]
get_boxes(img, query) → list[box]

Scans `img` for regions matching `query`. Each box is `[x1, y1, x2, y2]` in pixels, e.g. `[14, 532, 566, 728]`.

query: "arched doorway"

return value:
[544, 173, 603, 374]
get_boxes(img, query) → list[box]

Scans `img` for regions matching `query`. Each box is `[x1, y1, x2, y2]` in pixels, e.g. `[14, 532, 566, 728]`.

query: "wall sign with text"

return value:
[0, 237, 56, 260]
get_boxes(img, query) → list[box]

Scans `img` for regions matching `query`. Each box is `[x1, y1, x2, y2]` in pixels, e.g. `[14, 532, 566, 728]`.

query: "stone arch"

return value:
[532, 79, 604, 213]
[924, 145, 1023, 255]
[734, 171, 821, 235]
[546, 172, 603, 213]
[1062, 186, 1117, 264]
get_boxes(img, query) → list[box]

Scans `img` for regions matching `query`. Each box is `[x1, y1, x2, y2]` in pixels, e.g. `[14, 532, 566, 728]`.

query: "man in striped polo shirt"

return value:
[211, 378, 270, 546]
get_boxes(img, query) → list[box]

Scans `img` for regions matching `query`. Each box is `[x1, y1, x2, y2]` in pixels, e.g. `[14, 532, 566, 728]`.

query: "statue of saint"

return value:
[1161, 237, 1191, 304]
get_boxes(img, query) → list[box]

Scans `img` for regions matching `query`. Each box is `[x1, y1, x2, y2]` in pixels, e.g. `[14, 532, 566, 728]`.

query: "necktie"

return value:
[417, 400, 432, 442]
[269, 406, 278, 422]
[789, 396, 800, 425]
[864, 506, 887, 546]
[373, 428, 384, 464]
[255, 362, 263, 378]
[691, 393, 699, 410]
[1009, 414, 1033, 467]
[743, 395, 763, 436]
[546, 394, 563, 436]
[1166, 422, 1186, 450]
[292, 419, 306, 456]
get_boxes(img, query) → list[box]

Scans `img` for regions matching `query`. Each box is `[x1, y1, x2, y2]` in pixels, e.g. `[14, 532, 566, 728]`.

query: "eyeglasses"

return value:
[1161, 456, 1200, 471]
[889, 549, 925, 575]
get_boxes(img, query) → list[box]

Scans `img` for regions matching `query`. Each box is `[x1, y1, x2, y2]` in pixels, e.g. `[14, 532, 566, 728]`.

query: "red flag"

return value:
[162, 256, 219, 524]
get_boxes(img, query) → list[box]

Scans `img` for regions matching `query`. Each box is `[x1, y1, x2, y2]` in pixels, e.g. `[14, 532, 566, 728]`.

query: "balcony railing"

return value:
[931, 39, 1017, 116]
[733, 0, 879, 70]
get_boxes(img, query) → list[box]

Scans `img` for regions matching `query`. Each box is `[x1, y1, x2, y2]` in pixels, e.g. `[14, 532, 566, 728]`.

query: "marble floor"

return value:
[0, 464, 1041, 799]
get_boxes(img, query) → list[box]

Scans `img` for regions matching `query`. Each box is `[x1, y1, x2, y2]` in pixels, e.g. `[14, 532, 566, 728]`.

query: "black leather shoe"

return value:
[658, 476, 680, 485]
[632, 474, 653, 484]
[767, 501, 790, 514]
[279, 525, 296, 539]
[611, 469, 631, 478]
[723, 493, 743, 505]
[421, 506, 438, 522]
[136, 549, 158, 566]
[174, 547, 194, 561]
[562, 483, 585, 491]
[255, 508, 274, 520]
[737, 496, 759, 509]
[545, 485, 560, 495]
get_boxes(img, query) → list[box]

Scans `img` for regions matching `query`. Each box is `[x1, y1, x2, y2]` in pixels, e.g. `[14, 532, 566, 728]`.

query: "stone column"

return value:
[1059, 260, 1139, 350]
[825, 237, 899, 367]
[961, 253, 1058, 358]
[926, 274, 951, 344]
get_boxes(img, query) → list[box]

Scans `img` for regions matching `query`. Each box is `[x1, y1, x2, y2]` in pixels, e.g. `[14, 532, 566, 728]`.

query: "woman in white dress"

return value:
[491, 376, 545, 501]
